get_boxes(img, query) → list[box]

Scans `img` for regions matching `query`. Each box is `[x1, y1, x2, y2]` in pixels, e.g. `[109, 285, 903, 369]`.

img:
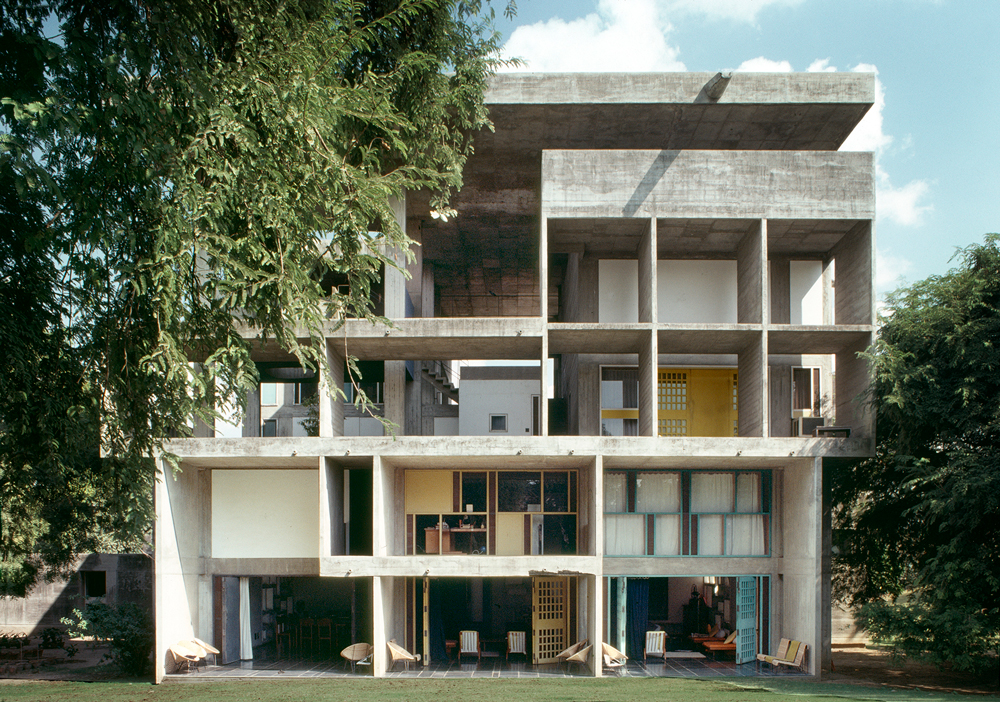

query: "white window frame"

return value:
[489, 414, 508, 433]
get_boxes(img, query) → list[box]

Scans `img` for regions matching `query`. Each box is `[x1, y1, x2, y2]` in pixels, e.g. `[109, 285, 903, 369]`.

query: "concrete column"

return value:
[769, 257, 791, 325]
[737, 220, 766, 324]
[422, 576, 430, 666]
[638, 331, 657, 436]
[588, 573, 603, 677]
[372, 575, 387, 677]
[835, 334, 874, 439]
[616, 578, 627, 653]
[384, 360, 406, 436]
[830, 221, 874, 326]
[372, 455, 388, 557]
[738, 332, 768, 437]
[638, 217, 657, 324]
[421, 263, 435, 319]
[320, 340, 345, 438]
[821, 257, 835, 325]
[540, 335, 550, 436]
[540, 216, 549, 321]
[242, 386, 260, 437]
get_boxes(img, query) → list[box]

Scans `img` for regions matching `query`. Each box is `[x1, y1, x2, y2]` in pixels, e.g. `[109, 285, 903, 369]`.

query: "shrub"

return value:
[62, 603, 152, 675]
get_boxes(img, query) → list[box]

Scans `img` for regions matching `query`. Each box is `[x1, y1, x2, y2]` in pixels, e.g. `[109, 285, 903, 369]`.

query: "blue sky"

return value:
[494, 0, 1000, 298]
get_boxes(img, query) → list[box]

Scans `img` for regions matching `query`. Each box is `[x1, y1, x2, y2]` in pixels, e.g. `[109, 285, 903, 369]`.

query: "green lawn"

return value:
[1, 677, 995, 702]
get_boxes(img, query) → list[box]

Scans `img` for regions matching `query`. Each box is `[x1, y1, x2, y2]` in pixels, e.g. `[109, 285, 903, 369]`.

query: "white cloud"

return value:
[876, 248, 916, 294]
[662, 0, 804, 23]
[839, 63, 933, 227]
[806, 58, 837, 73]
[735, 57, 792, 72]
[501, 0, 685, 72]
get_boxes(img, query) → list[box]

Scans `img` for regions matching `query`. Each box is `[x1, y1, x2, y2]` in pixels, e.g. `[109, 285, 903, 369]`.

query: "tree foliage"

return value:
[1, 0, 511, 594]
[831, 234, 1000, 675]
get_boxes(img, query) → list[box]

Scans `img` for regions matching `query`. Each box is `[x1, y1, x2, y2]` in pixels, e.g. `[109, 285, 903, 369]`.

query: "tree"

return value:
[0, 0, 512, 594]
[831, 234, 1000, 676]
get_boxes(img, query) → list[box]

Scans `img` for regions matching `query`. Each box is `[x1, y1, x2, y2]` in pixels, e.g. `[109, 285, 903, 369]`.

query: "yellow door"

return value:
[532, 576, 567, 664]
[658, 368, 738, 437]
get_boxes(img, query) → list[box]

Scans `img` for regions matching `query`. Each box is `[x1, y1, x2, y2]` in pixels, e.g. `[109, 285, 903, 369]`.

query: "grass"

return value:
[1, 677, 996, 702]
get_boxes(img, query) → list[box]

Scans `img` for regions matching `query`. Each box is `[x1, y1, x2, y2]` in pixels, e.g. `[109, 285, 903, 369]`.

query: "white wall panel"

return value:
[212, 470, 318, 558]
[657, 260, 738, 323]
[789, 261, 823, 325]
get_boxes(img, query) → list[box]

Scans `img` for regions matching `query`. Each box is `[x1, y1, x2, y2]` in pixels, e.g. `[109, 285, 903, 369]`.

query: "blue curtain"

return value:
[626, 578, 649, 659]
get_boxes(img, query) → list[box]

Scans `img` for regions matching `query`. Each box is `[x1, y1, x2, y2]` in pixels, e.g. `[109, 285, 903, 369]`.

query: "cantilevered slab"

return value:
[331, 317, 543, 360]
[656, 325, 763, 354]
[767, 326, 873, 354]
[548, 324, 651, 354]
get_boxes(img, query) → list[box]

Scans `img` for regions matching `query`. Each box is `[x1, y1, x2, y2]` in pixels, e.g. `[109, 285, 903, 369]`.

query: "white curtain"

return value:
[727, 515, 765, 555]
[604, 473, 627, 512]
[653, 515, 681, 555]
[239, 576, 253, 661]
[691, 473, 734, 512]
[735, 473, 760, 512]
[635, 472, 680, 513]
[728, 474, 764, 554]
[692, 473, 733, 556]
[605, 515, 645, 555]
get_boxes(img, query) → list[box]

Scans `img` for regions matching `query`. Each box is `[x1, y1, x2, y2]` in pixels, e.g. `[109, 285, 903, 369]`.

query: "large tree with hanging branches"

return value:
[0, 0, 514, 594]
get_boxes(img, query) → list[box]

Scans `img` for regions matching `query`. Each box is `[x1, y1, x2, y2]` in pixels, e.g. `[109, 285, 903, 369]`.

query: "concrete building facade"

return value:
[154, 71, 876, 681]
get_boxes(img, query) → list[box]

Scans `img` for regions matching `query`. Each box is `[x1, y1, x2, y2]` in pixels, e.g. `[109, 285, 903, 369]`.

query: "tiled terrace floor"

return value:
[167, 652, 808, 681]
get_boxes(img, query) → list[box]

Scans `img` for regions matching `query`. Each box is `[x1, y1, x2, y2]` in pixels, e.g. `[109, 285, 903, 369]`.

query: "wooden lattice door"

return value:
[532, 576, 567, 664]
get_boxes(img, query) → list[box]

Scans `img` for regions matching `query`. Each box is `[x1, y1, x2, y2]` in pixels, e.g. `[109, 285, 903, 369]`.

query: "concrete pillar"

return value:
[588, 573, 603, 677]
[372, 575, 386, 677]
[638, 331, 657, 437]
[384, 361, 406, 436]
[769, 256, 791, 325]
[830, 221, 874, 326]
[737, 220, 766, 324]
[638, 217, 656, 324]
[616, 578, 627, 654]
[320, 341, 344, 438]
[372, 455, 389, 557]
[738, 332, 768, 437]
[242, 386, 260, 437]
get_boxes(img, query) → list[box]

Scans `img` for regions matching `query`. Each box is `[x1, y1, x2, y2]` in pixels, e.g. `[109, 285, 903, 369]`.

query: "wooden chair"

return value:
[276, 616, 294, 658]
[602, 642, 627, 675]
[387, 639, 421, 670]
[644, 631, 666, 661]
[299, 618, 315, 657]
[459, 630, 481, 662]
[506, 631, 527, 661]
[316, 618, 333, 657]
[756, 638, 807, 672]
[341, 642, 373, 673]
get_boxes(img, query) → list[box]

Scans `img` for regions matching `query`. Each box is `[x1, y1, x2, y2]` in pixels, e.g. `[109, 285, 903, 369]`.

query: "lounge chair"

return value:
[167, 640, 204, 673]
[387, 639, 421, 670]
[701, 630, 738, 659]
[564, 643, 591, 672]
[556, 639, 588, 670]
[602, 642, 627, 674]
[341, 642, 373, 674]
[644, 631, 666, 661]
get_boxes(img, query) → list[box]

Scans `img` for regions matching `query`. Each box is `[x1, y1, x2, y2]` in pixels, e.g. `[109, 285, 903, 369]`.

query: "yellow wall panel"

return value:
[495, 513, 525, 556]
[404, 470, 452, 514]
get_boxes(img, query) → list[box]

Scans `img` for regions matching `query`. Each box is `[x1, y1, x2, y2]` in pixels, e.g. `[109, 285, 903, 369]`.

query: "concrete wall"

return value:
[0, 555, 151, 634]
[543, 151, 875, 220]
[599, 260, 739, 324]
[211, 470, 319, 559]
[777, 458, 823, 674]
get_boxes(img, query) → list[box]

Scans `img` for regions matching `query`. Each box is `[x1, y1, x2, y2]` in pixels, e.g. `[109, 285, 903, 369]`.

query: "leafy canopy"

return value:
[0, 0, 512, 594]
[831, 234, 1000, 675]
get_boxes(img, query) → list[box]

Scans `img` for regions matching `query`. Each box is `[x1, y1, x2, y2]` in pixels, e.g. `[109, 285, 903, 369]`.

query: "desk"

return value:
[425, 527, 487, 554]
